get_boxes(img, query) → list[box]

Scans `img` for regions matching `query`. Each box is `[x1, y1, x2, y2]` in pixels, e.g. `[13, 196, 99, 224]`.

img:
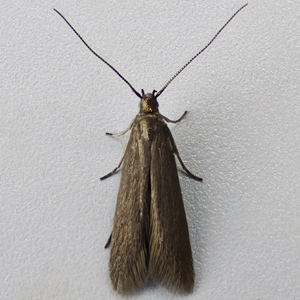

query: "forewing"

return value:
[109, 120, 151, 294]
[149, 123, 194, 293]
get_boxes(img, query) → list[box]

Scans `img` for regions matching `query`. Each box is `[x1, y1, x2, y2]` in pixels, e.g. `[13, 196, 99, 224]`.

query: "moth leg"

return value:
[104, 233, 112, 249]
[100, 154, 125, 180]
[105, 121, 134, 136]
[101, 121, 134, 180]
[161, 110, 187, 123]
[177, 154, 203, 181]
[170, 133, 203, 182]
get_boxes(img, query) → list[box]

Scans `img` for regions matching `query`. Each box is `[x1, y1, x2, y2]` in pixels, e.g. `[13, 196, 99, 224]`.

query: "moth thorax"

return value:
[140, 93, 159, 114]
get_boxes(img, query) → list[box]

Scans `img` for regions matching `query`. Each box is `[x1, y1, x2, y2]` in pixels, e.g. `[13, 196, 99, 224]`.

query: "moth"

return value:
[54, 3, 247, 294]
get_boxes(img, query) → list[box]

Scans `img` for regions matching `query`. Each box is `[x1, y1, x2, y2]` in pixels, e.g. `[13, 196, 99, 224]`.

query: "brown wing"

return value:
[109, 118, 151, 294]
[149, 121, 194, 293]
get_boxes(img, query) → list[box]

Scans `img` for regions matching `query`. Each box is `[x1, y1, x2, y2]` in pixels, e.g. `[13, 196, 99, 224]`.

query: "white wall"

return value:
[1, 0, 299, 299]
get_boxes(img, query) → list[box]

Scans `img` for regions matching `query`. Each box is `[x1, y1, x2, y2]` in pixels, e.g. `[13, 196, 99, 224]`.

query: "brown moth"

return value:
[54, 3, 247, 294]
[100, 91, 201, 294]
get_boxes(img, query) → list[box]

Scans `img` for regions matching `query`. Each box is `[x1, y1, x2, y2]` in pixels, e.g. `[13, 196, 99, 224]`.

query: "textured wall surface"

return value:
[1, 1, 299, 299]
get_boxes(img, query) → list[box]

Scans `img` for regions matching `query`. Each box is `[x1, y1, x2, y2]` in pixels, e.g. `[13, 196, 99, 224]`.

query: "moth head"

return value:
[140, 89, 159, 113]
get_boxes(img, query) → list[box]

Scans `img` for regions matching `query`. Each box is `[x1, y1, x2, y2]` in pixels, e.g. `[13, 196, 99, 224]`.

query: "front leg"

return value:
[161, 110, 187, 123]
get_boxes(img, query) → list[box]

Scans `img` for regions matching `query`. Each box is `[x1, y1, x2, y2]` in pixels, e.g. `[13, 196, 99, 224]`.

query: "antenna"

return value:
[54, 4, 248, 100]
[156, 3, 248, 98]
[53, 9, 142, 99]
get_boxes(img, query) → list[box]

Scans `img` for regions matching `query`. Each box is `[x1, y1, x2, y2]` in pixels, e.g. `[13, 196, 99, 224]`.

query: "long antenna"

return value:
[53, 9, 142, 99]
[156, 3, 248, 98]
[54, 5, 247, 100]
